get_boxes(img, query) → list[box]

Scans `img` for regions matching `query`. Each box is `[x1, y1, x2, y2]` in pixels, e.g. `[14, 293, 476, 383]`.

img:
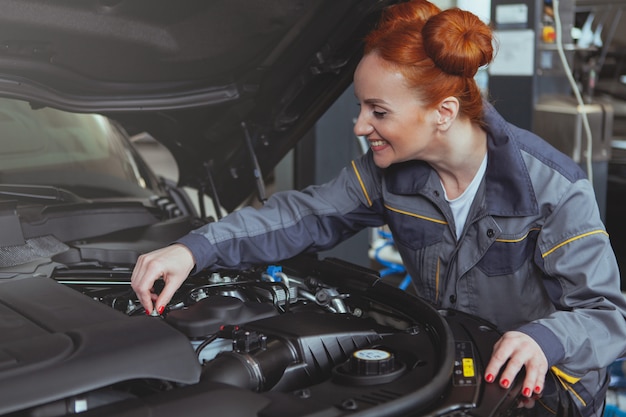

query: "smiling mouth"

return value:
[369, 139, 387, 147]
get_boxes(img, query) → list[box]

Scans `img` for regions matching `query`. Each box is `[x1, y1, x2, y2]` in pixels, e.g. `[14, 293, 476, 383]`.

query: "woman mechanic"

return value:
[131, 1, 626, 415]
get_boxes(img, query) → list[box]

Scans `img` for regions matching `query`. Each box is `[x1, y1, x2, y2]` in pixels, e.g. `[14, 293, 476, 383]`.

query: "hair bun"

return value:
[422, 8, 493, 78]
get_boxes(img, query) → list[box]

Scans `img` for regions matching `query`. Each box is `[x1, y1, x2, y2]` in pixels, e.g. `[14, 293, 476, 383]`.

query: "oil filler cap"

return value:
[332, 348, 405, 386]
[351, 349, 394, 376]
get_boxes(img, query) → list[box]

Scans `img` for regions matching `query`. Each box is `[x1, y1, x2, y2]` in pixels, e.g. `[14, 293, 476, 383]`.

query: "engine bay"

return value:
[0, 255, 522, 417]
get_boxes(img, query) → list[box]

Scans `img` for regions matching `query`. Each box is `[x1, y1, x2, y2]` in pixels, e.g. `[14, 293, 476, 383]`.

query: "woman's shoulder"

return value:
[485, 102, 587, 184]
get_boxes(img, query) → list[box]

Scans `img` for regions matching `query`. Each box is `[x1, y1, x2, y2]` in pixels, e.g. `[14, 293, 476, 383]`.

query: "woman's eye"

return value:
[373, 110, 386, 118]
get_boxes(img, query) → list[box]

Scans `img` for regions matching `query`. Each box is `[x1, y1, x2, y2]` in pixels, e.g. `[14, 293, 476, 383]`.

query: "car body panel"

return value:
[0, 0, 396, 210]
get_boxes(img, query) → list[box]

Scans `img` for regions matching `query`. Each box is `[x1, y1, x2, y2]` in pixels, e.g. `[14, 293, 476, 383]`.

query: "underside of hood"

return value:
[0, 0, 401, 210]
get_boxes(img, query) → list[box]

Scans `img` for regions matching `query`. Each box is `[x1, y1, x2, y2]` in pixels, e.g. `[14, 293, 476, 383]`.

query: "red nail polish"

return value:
[534, 386, 542, 393]
[486, 374, 495, 383]
[501, 379, 510, 388]
[145, 308, 151, 315]
[523, 387, 531, 397]
[157, 305, 165, 315]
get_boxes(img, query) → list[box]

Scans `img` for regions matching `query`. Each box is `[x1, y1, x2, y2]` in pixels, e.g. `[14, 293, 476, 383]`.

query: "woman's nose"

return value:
[353, 112, 372, 137]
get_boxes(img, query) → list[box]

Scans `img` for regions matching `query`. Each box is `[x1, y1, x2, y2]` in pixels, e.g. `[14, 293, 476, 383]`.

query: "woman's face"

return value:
[353, 52, 438, 169]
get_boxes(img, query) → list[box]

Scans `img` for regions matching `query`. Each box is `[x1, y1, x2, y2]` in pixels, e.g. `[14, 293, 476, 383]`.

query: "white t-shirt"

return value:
[442, 154, 487, 240]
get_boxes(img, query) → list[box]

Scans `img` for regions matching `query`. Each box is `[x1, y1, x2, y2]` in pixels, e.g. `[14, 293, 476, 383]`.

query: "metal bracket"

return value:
[241, 121, 267, 205]
[198, 161, 223, 220]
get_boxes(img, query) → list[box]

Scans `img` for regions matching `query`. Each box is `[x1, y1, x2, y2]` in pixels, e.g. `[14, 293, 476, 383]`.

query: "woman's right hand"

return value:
[130, 243, 196, 315]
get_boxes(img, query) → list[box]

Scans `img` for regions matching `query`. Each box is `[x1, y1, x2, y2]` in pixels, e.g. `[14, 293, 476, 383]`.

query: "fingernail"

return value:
[534, 386, 542, 394]
[486, 374, 495, 383]
[523, 387, 531, 397]
[157, 305, 165, 315]
[145, 309, 151, 315]
[501, 379, 510, 388]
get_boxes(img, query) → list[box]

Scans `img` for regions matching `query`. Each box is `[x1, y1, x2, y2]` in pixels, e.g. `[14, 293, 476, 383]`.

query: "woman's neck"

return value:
[431, 122, 488, 200]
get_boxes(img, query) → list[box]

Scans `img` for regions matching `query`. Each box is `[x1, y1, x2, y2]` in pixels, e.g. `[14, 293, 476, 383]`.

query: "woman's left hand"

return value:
[484, 331, 548, 400]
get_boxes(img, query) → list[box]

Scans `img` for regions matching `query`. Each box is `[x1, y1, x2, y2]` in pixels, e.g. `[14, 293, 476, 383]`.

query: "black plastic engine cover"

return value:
[0, 277, 201, 415]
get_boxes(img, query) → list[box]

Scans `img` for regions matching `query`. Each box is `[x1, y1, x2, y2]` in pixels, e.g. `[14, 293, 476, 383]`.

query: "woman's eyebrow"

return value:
[362, 98, 389, 105]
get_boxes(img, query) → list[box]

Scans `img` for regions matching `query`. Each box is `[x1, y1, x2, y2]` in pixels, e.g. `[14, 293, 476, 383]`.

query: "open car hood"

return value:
[0, 0, 399, 210]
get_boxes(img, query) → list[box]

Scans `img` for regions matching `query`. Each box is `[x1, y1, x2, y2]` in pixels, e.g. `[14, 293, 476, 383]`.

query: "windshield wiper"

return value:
[0, 184, 85, 204]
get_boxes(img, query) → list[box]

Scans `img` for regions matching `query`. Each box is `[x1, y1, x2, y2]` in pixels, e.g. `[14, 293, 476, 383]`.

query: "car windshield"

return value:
[0, 98, 160, 199]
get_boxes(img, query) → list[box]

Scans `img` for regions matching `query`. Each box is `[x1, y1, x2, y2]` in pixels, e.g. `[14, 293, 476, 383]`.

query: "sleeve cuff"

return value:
[175, 232, 215, 274]
[517, 322, 565, 367]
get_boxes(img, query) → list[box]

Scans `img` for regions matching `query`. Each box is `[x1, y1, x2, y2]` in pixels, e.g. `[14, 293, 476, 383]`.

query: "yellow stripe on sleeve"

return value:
[542, 230, 608, 258]
[351, 160, 372, 207]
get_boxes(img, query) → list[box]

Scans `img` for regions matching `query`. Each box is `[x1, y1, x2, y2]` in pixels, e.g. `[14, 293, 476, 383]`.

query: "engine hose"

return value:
[200, 339, 296, 391]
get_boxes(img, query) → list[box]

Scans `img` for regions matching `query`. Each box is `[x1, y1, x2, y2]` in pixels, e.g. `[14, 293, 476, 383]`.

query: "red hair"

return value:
[364, 0, 494, 126]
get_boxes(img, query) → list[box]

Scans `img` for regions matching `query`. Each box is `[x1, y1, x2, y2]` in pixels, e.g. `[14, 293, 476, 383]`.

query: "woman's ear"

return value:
[436, 97, 459, 130]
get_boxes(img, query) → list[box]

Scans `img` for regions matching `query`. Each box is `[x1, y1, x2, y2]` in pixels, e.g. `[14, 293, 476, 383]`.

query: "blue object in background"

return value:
[604, 359, 626, 417]
[610, 360, 626, 388]
[373, 229, 412, 291]
[605, 404, 626, 417]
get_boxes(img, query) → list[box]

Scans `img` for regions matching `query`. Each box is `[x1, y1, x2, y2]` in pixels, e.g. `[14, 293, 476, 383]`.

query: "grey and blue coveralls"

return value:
[178, 102, 626, 417]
